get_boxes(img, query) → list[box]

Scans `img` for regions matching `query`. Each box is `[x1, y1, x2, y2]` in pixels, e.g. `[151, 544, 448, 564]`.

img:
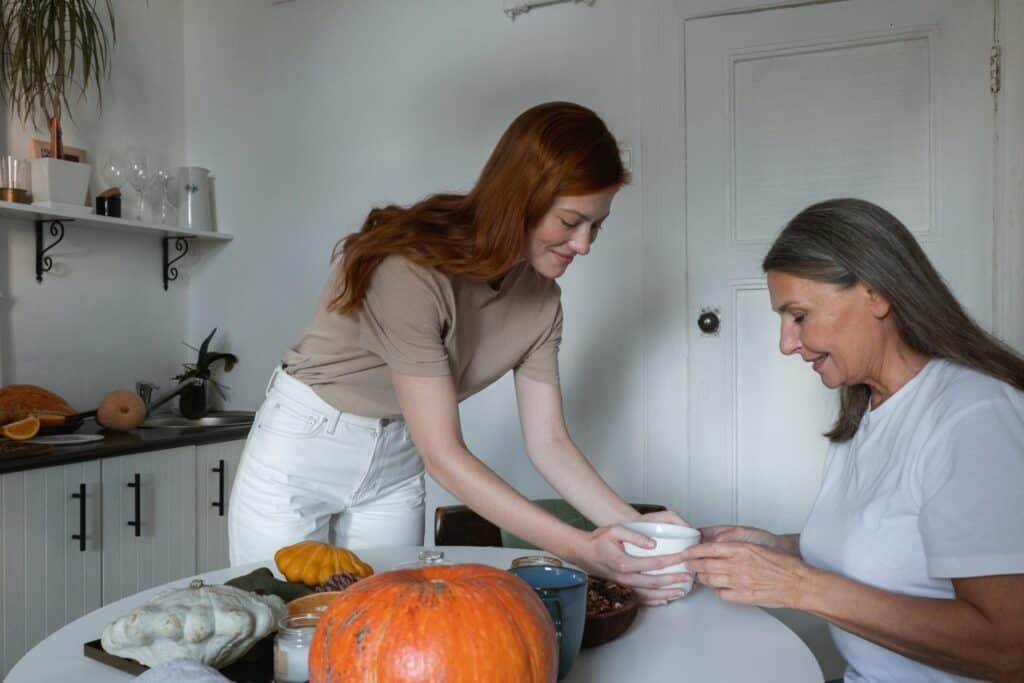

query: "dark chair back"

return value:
[434, 501, 667, 547]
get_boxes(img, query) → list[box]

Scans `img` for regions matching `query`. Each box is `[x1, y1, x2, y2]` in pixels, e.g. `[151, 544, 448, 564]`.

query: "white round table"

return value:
[7, 546, 823, 682]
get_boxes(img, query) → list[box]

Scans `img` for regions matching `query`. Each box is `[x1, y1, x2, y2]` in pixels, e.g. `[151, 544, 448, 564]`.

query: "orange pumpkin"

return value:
[309, 563, 557, 683]
[274, 540, 374, 587]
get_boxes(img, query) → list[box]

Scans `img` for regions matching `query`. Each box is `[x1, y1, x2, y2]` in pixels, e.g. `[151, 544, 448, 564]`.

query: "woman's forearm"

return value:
[800, 570, 1020, 681]
[424, 442, 589, 560]
[394, 372, 589, 558]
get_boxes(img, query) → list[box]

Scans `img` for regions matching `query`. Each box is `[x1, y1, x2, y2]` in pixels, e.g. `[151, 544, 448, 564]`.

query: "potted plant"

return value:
[173, 328, 238, 419]
[0, 0, 116, 206]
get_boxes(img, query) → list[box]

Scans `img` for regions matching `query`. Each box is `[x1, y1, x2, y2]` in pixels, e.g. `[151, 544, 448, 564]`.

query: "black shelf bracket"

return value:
[163, 236, 194, 290]
[35, 219, 69, 283]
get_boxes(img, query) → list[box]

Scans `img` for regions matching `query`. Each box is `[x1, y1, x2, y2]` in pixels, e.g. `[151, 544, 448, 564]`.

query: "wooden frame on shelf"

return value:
[29, 138, 88, 164]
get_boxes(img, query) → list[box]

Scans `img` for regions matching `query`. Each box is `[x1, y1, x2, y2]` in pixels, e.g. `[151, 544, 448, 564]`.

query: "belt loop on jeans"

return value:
[325, 410, 342, 436]
[264, 365, 284, 397]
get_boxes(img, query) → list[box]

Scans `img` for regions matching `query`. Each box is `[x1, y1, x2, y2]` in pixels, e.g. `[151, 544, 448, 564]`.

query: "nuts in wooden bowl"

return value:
[582, 577, 639, 648]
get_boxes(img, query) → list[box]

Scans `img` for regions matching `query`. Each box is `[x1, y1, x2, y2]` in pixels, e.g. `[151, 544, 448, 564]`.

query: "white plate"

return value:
[32, 434, 105, 446]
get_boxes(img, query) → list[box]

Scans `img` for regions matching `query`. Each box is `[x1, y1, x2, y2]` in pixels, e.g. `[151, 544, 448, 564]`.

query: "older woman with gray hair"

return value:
[682, 198, 1024, 683]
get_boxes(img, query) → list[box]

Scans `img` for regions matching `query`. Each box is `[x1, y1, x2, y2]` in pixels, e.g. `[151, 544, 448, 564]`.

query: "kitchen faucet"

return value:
[135, 381, 158, 407]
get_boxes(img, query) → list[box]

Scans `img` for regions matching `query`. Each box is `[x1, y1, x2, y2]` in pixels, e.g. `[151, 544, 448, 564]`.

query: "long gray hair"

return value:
[762, 198, 1024, 442]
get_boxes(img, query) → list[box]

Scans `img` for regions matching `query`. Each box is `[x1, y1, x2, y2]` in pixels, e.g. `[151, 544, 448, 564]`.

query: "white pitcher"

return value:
[176, 166, 214, 231]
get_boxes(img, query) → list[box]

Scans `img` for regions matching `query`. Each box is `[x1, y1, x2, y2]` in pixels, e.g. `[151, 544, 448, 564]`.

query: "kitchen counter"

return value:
[0, 420, 252, 475]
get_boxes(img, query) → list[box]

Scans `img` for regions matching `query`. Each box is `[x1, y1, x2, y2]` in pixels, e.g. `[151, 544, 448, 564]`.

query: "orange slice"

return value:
[3, 415, 40, 441]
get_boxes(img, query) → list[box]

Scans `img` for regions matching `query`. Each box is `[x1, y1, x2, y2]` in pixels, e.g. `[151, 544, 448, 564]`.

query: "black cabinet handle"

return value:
[126, 473, 141, 537]
[70, 483, 86, 552]
[212, 459, 225, 517]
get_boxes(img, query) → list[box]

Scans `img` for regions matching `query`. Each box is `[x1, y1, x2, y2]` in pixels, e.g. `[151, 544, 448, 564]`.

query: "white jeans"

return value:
[228, 367, 425, 566]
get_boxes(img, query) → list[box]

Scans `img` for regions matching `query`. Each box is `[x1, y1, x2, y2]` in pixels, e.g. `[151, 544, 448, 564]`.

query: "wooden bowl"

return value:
[581, 579, 639, 648]
[286, 590, 346, 617]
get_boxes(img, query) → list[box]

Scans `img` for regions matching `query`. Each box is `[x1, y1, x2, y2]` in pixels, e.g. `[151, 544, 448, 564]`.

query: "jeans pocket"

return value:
[257, 399, 325, 439]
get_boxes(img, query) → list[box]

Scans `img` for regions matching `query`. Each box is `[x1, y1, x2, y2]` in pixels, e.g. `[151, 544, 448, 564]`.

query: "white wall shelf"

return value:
[0, 200, 233, 290]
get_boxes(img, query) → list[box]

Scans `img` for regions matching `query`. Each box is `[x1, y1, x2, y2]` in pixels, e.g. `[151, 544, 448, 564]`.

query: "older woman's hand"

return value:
[570, 524, 691, 607]
[700, 525, 803, 557]
[680, 541, 819, 609]
[701, 525, 777, 546]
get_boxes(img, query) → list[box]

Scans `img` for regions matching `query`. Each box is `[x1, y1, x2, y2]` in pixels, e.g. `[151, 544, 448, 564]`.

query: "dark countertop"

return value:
[0, 421, 252, 475]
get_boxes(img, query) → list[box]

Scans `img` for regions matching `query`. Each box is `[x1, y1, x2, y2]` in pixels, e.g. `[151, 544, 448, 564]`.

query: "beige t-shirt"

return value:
[281, 255, 563, 418]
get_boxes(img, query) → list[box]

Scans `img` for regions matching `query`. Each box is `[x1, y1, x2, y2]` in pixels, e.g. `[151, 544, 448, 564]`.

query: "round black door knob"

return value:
[698, 311, 720, 334]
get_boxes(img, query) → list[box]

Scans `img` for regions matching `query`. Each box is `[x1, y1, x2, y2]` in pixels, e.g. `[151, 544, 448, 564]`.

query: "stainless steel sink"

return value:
[139, 411, 255, 430]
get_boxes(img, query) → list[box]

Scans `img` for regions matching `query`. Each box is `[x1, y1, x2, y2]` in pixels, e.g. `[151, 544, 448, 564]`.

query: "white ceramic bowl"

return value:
[621, 522, 701, 592]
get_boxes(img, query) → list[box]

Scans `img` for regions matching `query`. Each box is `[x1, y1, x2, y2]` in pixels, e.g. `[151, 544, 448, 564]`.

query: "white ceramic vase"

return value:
[176, 166, 214, 231]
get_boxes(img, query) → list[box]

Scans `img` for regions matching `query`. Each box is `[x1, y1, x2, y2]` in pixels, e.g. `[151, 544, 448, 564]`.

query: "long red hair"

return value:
[329, 101, 628, 314]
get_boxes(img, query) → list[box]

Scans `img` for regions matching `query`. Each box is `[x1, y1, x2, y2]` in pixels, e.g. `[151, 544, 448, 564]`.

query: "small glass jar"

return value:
[417, 549, 447, 566]
[274, 613, 320, 683]
[396, 549, 449, 569]
[0, 155, 31, 203]
[510, 555, 563, 569]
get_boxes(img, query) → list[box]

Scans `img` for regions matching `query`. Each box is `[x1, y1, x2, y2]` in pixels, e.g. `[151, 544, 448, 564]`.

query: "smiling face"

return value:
[524, 187, 618, 279]
[766, 271, 896, 390]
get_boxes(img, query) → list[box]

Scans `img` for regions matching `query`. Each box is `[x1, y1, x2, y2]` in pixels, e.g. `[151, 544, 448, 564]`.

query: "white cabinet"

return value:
[100, 446, 197, 604]
[1, 460, 102, 679]
[0, 439, 247, 675]
[196, 440, 245, 572]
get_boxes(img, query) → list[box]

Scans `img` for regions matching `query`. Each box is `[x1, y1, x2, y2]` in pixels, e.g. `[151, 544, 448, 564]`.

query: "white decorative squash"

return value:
[101, 579, 286, 669]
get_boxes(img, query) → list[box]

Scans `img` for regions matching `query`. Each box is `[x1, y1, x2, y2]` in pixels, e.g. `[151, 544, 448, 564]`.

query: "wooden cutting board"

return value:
[83, 636, 275, 682]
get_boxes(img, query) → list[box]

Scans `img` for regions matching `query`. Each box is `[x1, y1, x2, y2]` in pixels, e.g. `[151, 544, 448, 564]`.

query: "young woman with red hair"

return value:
[228, 102, 690, 604]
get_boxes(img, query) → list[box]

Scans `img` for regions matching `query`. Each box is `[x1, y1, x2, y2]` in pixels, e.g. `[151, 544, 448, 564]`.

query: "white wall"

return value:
[0, 0, 190, 410]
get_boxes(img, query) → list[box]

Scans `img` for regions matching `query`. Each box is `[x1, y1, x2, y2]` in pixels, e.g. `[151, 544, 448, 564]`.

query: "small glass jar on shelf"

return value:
[0, 155, 31, 204]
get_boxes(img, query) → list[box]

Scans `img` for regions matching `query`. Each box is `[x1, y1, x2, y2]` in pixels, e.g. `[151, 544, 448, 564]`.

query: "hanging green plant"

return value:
[0, 0, 116, 160]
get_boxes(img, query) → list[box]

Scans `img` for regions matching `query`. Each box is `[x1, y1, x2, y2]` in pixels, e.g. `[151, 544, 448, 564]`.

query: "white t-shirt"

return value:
[800, 359, 1024, 683]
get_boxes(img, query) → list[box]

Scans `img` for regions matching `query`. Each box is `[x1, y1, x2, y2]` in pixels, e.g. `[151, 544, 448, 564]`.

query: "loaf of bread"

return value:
[0, 385, 75, 426]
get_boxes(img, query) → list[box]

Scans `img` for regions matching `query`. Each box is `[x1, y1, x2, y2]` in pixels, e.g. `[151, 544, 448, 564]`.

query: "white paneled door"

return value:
[685, 0, 995, 531]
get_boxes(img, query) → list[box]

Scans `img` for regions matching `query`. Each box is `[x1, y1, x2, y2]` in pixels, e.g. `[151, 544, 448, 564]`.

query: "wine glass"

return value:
[162, 173, 179, 226]
[100, 151, 125, 195]
[146, 168, 171, 224]
[125, 148, 149, 221]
